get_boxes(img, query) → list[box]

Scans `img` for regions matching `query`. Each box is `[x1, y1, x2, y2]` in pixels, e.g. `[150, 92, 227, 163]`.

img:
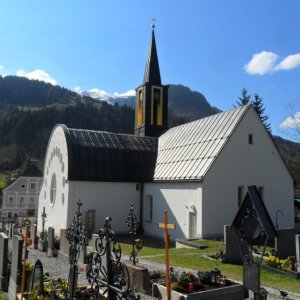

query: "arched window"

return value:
[50, 173, 57, 206]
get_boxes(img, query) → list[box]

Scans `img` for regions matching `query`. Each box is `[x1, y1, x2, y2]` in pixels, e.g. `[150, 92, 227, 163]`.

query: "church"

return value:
[37, 27, 295, 240]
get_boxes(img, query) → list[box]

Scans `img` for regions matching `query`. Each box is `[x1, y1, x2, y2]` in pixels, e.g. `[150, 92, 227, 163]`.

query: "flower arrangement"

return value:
[178, 271, 198, 286]
[264, 255, 296, 271]
[169, 268, 227, 292]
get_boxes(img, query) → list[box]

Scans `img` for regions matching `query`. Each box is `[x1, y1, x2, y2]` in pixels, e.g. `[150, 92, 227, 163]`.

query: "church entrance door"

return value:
[189, 211, 197, 239]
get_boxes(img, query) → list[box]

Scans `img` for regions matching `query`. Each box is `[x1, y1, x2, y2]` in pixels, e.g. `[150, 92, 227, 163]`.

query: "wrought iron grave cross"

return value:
[66, 199, 87, 299]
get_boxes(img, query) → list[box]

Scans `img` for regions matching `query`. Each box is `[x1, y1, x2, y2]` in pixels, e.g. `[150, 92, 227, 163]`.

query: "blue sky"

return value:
[0, 1, 299, 139]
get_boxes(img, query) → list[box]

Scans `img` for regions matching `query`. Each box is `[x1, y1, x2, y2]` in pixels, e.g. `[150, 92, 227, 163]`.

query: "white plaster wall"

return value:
[37, 125, 70, 235]
[68, 181, 141, 233]
[202, 106, 294, 238]
[143, 182, 202, 240]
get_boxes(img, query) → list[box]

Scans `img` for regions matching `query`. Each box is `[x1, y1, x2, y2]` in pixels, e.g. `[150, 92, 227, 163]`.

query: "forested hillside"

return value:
[0, 102, 134, 170]
[0, 75, 93, 106]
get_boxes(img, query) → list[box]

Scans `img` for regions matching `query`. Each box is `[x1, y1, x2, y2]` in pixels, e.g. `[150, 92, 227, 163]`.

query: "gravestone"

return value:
[224, 225, 249, 264]
[31, 224, 38, 250]
[59, 229, 69, 260]
[8, 235, 24, 300]
[0, 233, 9, 291]
[8, 224, 12, 239]
[275, 228, 296, 258]
[231, 186, 277, 299]
[296, 234, 300, 273]
[47, 227, 55, 257]
[11, 224, 15, 237]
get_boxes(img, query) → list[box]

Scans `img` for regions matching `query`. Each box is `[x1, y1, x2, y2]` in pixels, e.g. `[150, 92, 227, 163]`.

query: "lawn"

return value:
[115, 235, 300, 294]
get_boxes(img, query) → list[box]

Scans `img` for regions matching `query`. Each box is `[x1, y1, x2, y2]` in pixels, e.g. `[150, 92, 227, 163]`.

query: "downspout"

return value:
[138, 182, 144, 233]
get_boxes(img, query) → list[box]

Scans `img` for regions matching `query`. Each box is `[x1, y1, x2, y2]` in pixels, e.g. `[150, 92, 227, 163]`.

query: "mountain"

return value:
[0, 75, 95, 106]
[82, 84, 221, 123]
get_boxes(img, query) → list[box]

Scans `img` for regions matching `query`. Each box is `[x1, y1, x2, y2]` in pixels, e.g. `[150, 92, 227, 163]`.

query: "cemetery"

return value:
[0, 187, 299, 300]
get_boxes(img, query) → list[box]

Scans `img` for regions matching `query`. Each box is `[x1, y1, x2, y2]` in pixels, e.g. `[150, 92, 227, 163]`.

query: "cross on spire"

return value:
[151, 18, 156, 29]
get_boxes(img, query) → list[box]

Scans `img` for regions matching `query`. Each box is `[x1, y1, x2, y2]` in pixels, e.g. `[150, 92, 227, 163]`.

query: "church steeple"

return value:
[143, 28, 161, 85]
[135, 24, 168, 138]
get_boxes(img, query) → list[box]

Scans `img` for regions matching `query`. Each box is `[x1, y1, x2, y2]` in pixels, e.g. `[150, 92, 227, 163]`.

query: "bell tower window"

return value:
[137, 89, 143, 126]
[151, 86, 163, 125]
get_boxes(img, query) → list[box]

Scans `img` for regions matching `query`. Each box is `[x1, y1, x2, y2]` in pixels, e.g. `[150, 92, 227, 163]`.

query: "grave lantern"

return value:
[30, 259, 44, 297]
[134, 238, 144, 251]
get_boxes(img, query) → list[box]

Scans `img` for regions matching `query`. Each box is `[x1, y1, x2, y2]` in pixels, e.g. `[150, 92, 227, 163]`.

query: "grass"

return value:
[114, 235, 300, 294]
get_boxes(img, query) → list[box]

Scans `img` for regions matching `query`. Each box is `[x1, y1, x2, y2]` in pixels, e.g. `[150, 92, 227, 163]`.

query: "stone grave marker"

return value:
[31, 223, 38, 250]
[0, 232, 9, 291]
[296, 234, 300, 273]
[275, 228, 296, 258]
[47, 227, 55, 257]
[8, 235, 24, 300]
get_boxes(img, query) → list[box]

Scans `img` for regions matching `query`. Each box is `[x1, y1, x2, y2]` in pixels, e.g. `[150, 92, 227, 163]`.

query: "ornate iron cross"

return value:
[66, 199, 87, 299]
[87, 217, 139, 300]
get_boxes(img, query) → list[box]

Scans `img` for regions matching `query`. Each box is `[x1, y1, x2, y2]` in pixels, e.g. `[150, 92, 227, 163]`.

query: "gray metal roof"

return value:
[61, 126, 157, 182]
[154, 105, 250, 181]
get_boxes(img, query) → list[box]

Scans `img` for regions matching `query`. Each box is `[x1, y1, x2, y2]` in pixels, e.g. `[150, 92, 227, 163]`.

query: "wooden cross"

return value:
[21, 222, 32, 300]
[158, 210, 176, 300]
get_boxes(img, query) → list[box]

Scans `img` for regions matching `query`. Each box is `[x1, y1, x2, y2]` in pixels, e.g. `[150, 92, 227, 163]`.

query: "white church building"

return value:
[37, 27, 294, 240]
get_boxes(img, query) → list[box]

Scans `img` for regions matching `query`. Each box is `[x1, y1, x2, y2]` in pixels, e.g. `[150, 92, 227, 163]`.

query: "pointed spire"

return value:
[143, 25, 161, 85]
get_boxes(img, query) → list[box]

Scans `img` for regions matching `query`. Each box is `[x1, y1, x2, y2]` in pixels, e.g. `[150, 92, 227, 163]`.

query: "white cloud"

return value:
[245, 51, 300, 75]
[275, 53, 300, 71]
[16, 69, 57, 85]
[0, 65, 3, 70]
[279, 112, 300, 129]
[244, 51, 278, 75]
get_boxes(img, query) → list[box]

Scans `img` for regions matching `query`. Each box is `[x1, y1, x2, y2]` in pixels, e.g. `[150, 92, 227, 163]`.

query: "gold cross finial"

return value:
[151, 18, 156, 29]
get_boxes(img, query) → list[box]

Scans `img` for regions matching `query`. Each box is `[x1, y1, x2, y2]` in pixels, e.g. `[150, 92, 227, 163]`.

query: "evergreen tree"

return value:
[235, 88, 251, 107]
[235, 89, 271, 133]
[252, 93, 271, 133]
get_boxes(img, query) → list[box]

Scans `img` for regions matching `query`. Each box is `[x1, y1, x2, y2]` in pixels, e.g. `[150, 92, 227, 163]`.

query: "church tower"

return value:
[135, 24, 168, 137]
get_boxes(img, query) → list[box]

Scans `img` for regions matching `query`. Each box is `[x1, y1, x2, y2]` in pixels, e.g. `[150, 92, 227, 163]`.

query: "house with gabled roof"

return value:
[1, 162, 42, 222]
[38, 26, 294, 239]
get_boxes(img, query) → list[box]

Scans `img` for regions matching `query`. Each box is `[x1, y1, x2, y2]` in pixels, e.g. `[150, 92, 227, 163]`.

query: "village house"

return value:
[1, 162, 42, 224]
[37, 27, 295, 240]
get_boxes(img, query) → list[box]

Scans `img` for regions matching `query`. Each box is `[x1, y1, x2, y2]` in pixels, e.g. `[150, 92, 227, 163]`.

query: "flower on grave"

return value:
[264, 255, 296, 271]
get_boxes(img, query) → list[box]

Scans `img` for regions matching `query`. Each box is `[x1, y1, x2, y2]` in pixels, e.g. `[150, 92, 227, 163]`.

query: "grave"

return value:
[30, 223, 38, 250]
[47, 227, 55, 257]
[8, 235, 24, 300]
[231, 185, 277, 300]
[275, 228, 296, 258]
[0, 232, 9, 291]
